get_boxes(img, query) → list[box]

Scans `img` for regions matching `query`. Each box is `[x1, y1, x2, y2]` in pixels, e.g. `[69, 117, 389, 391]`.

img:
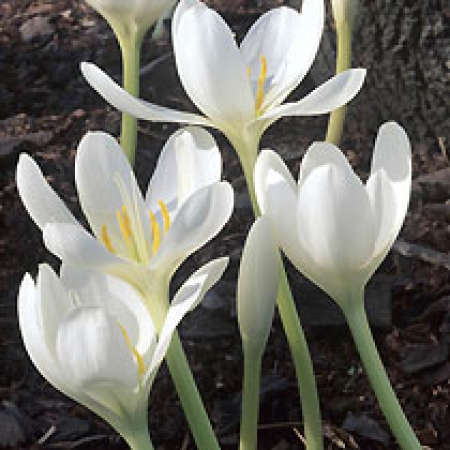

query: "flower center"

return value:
[248, 55, 268, 117]
[100, 200, 171, 264]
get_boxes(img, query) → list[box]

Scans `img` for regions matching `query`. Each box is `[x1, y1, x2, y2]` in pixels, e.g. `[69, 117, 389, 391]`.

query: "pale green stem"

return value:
[165, 332, 221, 450]
[343, 292, 422, 449]
[326, 21, 353, 145]
[142, 287, 220, 450]
[235, 139, 324, 450]
[121, 409, 155, 450]
[124, 428, 155, 450]
[239, 346, 263, 450]
[118, 31, 144, 166]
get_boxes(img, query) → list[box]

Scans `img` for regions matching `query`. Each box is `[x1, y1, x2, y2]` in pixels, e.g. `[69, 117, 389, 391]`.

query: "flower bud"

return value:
[237, 217, 280, 352]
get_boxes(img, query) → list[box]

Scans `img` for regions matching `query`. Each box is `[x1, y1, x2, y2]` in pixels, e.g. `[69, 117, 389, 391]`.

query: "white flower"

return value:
[18, 259, 227, 440]
[81, 0, 366, 150]
[16, 127, 233, 291]
[237, 217, 280, 351]
[255, 122, 411, 307]
[85, 0, 177, 38]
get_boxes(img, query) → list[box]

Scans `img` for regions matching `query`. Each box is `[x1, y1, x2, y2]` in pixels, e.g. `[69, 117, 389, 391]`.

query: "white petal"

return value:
[173, 0, 254, 127]
[149, 257, 229, 372]
[18, 274, 72, 397]
[371, 121, 412, 234]
[254, 149, 296, 215]
[56, 307, 138, 389]
[365, 169, 397, 265]
[151, 182, 234, 274]
[254, 150, 302, 264]
[260, 68, 366, 120]
[36, 265, 73, 358]
[16, 154, 78, 230]
[296, 164, 376, 300]
[60, 266, 156, 359]
[298, 141, 354, 184]
[75, 132, 149, 247]
[18, 273, 123, 427]
[43, 223, 138, 281]
[240, 0, 324, 108]
[145, 126, 222, 214]
[81, 63, 212, 127]
[237, 217, 280, 348]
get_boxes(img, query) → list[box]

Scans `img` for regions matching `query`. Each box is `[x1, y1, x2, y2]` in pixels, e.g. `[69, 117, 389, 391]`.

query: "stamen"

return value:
[158, 200, 171, 233]
[119, 325, 146, 377]
[246, 67, 251, 78]
[101, 224, 116, 253]
[149, 211, 161, 255]
[255, 55, 268, 115]
[116, 209, 131, 242]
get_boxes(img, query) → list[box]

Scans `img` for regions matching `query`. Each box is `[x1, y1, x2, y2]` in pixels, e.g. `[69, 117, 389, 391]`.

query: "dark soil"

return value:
[1, 1, 449, 449]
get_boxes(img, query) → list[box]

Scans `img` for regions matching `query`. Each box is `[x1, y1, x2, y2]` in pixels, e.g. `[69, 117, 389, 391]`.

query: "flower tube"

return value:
[18, 259, 226, 449]
[255, 122, 421, 449]
[82, 0, 365, 168]
[16, 127, 233, 450]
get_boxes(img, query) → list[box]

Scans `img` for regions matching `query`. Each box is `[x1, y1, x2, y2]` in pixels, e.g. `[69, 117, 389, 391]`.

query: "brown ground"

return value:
[1, 1, 449, 449]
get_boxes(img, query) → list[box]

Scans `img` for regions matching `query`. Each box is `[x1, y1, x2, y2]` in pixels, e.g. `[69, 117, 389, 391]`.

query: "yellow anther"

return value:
[116, 208, 132, 242]
[119, 325, 146, 377]
[158, 200, 171, 233]
[255, 55, 268, 115]
[149, 211, 161, 255]
[122, 205, 132, 235]
[246, 67, 251, 78]
[101, 224, 116, 254]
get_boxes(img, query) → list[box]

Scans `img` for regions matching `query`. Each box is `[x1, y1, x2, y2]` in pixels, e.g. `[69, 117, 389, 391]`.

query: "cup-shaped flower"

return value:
[255, 122, 411, 308]
[16, 127, 233, 293]
[18, 258, 227, 444]
[81, 0, 366, 151]
[237, 217, 280, 353]
[85, 0, 177, 41]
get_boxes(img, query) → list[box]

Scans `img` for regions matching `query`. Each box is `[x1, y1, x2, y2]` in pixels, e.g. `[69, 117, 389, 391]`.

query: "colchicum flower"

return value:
[85, 0, 177, 39]
[255, 122, 411, 307]
[81, 0, 366, 153]
[18, 259, 227, 447]
[16, 127, 234, 298]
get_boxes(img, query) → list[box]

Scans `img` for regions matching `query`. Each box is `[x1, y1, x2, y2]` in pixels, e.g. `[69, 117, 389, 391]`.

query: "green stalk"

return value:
[118, 30, 144, 166]
[235, 139, 324, 450]
[343, 292, 421, 449]
[239, 347, 263, 450]
[142, 287, 220, 450]
[165, 332, 221, 450]
[325, 19, 353, 145]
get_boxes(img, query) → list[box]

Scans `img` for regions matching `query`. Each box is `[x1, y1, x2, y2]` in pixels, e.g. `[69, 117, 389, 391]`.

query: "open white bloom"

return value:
[18, 259, 227, 442]
[255, 122, 411, 307]
[85, 0, 177, 38]
[237, 217, 280, 351]
[16, 127, 233, 292]
[81, 0, 366, 150]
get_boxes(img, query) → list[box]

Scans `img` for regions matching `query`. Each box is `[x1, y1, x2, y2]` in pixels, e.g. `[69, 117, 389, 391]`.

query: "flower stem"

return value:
[118, 31, 144, 166]
[239, 347, 262, 450]
[236, 141, 324, 450]
[165, 331, 221, 450]
[343, 293, 421, 449]
[325, 20, 353, 145]
[124, 428, 155, 450]
[121, 409, 155, 450]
